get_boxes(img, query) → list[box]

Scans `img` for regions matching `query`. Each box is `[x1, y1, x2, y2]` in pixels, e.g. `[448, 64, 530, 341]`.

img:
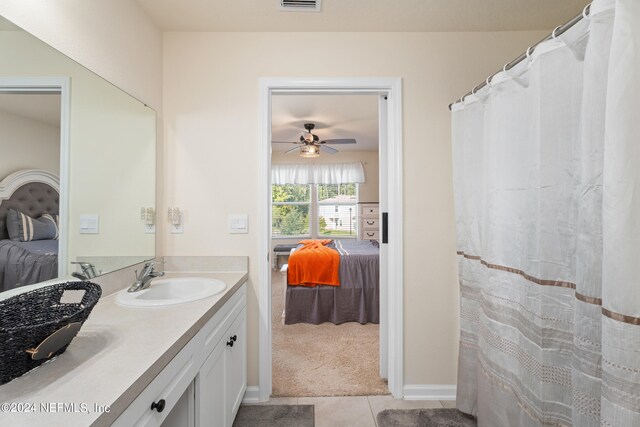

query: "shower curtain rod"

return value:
[448, 3, 592, 111]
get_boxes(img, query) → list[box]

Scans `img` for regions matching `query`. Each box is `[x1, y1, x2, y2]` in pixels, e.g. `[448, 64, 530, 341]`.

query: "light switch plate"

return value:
[229, 214, 248, 234]
[79, 214, 99, 234]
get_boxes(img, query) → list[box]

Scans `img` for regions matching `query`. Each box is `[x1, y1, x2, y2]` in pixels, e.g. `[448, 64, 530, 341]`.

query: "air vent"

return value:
[280, 0, 322, 12]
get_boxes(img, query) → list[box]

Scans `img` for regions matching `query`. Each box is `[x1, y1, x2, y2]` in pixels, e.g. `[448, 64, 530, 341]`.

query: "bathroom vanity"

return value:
[0, 258, 248, 427]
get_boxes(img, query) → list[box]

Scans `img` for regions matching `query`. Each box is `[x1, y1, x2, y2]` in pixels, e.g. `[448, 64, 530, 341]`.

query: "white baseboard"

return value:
[242, 386, 261, 403]
[403, 384, 457, 400]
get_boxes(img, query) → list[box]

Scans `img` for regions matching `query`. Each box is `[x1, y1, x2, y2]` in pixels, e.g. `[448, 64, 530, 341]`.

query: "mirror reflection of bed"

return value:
[0, 170, 61, 292]
[0, 91, 62, 293]
[270, 93, 387, 397]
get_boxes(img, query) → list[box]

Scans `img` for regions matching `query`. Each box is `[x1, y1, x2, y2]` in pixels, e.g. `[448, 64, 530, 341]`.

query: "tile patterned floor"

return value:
[245, 396, 456, 426]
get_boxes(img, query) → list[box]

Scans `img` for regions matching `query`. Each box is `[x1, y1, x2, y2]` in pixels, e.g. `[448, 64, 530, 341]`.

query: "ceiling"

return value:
[136, 0, 588, 32]
[271, 94, 378, 153]
[0, 93, 61, 128]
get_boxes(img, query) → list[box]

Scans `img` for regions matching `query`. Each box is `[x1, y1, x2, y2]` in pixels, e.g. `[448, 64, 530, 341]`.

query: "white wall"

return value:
[0, 109, 60, 179]
[163, 31, 547, 388]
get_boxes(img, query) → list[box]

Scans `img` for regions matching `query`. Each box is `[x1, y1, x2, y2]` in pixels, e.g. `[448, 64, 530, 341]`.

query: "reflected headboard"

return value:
[0, 169, 60, 240]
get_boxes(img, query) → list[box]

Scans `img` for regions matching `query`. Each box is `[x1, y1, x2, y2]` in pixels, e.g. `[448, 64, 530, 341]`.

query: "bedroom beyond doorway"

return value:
[268, 92, 387, 397]
[258, 77, 404, 402]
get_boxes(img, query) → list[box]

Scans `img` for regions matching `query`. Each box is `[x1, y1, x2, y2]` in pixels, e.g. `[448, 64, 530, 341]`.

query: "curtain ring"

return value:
[486, 76, 493, 88]
[582, 3, 591, 19]
[525, 46, 534, 60]
[471, 85, 479, 95]
[551, 25, 562, 40]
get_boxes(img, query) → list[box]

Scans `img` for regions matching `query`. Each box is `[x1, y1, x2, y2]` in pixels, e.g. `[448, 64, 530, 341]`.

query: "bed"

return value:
[284, 239, 379, 325]
[0, 169, 60, 293]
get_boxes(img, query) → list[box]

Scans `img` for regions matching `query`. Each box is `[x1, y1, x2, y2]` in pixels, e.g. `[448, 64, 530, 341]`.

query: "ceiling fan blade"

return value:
[284, 146, 300, 155]
[320, 138, 357, 145]
[320, 145, 338, 154]
[272, 140, 298, 144]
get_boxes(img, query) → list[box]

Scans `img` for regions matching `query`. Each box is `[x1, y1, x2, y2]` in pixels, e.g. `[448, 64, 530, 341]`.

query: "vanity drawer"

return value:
[112, 335, 198, 427]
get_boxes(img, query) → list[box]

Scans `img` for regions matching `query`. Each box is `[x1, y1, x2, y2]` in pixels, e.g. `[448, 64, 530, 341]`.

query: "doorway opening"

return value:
[0, 77, 70, 286]
[270, 93, 384, 396]
[258, 78, 404, 402]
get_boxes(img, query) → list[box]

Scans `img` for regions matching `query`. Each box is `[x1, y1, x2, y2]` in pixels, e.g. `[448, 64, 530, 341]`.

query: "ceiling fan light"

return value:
[300, 145, 320, 158]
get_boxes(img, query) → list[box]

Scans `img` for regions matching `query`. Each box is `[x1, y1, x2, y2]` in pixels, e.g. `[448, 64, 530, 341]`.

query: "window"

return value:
[272, 184, 311, 237]
[317, 183, 357, 237]
[272, 183, 358, 238]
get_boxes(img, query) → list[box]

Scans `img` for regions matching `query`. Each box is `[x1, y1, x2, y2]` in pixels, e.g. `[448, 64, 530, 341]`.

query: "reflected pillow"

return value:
[6, 209, 59, 242]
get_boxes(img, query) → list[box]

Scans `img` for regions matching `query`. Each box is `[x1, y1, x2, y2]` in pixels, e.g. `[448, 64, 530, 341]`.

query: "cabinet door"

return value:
[112, 339, 198, 427]
[161, 382, 195, 427]
[197, 340, 226, 427]
[224, 307, 247, 426]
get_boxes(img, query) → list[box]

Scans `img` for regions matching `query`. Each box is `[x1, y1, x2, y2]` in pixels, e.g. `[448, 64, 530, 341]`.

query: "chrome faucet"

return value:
[71, 261, 99, 279]
[128, 261, 164, 293]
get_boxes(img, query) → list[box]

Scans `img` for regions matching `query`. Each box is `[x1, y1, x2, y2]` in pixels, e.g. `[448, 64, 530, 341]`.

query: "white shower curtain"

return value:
[452, 0, 640, 425]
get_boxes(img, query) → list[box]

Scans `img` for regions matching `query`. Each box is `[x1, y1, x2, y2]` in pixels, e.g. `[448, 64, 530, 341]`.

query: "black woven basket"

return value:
[0, 281, 102, 385]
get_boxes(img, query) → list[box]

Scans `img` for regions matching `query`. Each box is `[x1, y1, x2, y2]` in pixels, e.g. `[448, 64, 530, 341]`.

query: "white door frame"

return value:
[378, 93, 389, 380]
[258, 77, 404, 400]
[0, 77, 70, 277]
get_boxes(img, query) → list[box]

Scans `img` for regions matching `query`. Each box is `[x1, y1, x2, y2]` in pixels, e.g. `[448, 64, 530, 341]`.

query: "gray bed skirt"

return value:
[0, 239, 58, 292]
[285, 240, 379, 325]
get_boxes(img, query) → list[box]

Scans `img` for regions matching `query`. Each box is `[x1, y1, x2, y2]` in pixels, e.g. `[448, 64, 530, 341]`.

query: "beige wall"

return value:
[0, 0, 162, 110]
[163, 31, 547, 388]
[0, 2, 546, 390]
[0, 109, 60, 179]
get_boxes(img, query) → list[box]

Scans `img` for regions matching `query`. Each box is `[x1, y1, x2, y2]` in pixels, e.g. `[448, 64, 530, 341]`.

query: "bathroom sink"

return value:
[115, 277, 226, 307]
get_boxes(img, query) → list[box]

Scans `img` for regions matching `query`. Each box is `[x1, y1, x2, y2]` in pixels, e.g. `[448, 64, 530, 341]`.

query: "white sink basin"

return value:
[115, 277, 227, 307]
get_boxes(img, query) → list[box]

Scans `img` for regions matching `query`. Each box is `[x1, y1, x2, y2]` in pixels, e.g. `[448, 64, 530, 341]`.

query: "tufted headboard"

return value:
[0, 169, 60, 240]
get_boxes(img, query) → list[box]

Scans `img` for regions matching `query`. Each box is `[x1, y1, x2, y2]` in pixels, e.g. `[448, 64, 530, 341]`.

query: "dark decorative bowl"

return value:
[0, 281, 102, 385]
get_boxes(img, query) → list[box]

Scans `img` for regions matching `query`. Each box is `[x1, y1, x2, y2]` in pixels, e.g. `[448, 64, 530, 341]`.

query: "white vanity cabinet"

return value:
[197, 307, 246, 427]
[113, 283, 247, 427]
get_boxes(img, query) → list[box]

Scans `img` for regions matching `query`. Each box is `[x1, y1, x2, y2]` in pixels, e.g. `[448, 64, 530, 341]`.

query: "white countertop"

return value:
[0, 270, 248, 427]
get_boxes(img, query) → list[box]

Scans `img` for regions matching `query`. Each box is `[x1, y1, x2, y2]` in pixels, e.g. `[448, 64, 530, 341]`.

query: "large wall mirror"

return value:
[0, 15, 155, 293]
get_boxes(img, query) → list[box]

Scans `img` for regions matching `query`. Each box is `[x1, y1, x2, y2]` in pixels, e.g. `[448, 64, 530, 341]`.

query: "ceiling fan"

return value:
[272, 123, 356, 157]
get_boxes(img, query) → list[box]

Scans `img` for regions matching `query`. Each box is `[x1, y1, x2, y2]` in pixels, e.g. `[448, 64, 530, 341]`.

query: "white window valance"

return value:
[272, 162, 365, 185]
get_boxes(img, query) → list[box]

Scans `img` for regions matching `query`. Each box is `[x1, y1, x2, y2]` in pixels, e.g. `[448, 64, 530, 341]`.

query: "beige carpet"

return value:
[271, 271, 389, 397]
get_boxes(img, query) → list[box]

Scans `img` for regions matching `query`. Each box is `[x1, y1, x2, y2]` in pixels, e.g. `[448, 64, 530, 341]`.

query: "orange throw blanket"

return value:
[287, 239, 340, 287]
